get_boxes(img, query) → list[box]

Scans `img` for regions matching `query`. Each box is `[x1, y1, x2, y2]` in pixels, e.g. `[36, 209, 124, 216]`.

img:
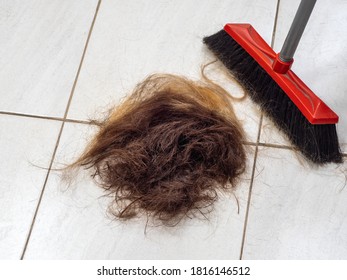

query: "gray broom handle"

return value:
[279, 0, 317, 62]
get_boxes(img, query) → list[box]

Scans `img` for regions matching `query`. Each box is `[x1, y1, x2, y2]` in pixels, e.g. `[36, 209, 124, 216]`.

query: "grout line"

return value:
[0, 110, 316, 153]
[61, 2, 101, 122]
[242, 141, 257, 146]
[244, 140, 294, 151]
[250, 141, 346, 156]
[0, 109, 309, 152]
[239, 0, 282, 260]
[0, 111, 91, 125]
[20, 0, 102, 260]
[271, 0, 281, 49]
[0, 109, 340, 155]
[257, 142, 294, 150]
[239, 115, 263, 260]
[65, 119, 94, 125]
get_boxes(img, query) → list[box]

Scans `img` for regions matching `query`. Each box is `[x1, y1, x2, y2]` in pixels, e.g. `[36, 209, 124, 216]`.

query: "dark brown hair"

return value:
[68, 74, 246, 225]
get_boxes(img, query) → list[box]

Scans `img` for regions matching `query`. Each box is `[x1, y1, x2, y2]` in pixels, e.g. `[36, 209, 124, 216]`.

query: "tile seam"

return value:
[239, 0, 281, 260]
[3, 110, 329, 153]
[0, 111, 91, 125]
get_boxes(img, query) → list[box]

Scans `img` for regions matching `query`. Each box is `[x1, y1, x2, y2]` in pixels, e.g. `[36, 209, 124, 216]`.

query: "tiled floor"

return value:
[0, 0, 346, 259]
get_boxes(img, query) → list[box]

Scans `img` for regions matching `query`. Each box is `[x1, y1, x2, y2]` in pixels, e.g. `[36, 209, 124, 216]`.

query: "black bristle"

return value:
[203, 30, 342, 164]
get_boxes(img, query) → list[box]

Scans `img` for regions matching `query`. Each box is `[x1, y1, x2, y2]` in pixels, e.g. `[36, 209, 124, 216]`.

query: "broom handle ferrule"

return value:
[279, 0, 317, 62]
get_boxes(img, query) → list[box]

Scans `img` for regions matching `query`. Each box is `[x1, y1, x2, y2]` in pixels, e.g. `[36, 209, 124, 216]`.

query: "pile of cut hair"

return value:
[67, 74, 246, 225]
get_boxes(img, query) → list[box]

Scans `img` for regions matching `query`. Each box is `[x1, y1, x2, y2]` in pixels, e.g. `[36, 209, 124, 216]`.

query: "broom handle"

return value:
[279, 0, 317, 62]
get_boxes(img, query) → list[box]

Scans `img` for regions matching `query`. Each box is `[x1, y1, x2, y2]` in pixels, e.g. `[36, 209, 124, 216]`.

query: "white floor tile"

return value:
[260, 0, 347, 153]
[0, 0, 98, 117]
[0, 115, 61, 259]
[67, 0, 278, 142]
[23, 123, 254, 259]
[242, 147, 347, 259]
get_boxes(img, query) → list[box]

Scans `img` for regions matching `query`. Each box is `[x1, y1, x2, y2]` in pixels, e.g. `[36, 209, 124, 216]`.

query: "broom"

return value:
[203, 0, 342, 164]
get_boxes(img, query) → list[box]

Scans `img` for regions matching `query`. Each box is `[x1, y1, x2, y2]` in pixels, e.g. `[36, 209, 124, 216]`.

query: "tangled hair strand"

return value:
[68, 74, 247, 225]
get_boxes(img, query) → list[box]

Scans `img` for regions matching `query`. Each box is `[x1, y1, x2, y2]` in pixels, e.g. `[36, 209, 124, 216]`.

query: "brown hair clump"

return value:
[69, 74, 246, 225]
